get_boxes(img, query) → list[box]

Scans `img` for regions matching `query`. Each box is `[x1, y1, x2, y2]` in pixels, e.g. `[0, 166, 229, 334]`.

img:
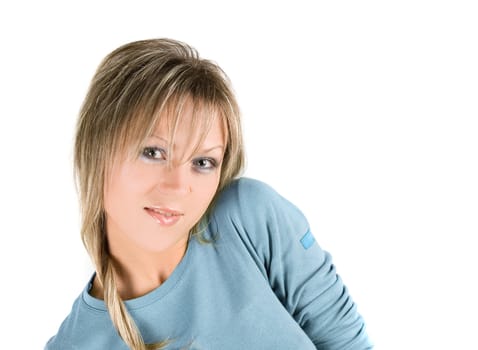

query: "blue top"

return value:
[45, 178, 372, 349]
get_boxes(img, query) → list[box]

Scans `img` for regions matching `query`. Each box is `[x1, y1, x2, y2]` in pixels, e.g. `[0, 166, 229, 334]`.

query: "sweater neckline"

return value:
[82, 236, 196, 311]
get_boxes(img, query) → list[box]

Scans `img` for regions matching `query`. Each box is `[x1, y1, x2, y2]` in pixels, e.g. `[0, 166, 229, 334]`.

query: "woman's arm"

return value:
[220, 178, 373, 349]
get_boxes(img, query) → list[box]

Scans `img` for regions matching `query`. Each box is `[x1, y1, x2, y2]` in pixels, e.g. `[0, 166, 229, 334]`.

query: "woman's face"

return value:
[104, 103, 225, 254]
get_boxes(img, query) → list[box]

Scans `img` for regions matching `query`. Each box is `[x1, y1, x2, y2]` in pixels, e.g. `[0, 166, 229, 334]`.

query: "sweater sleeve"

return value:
[218, 178, 372, 350]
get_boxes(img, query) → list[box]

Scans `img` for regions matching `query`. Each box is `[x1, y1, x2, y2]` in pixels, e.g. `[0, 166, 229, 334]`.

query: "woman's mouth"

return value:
[144, 207, 184, 226]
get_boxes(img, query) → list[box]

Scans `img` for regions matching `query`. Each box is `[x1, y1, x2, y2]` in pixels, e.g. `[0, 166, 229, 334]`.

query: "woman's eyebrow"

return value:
[150, 135, 168, 143]
[150, 135, 224, 154]
[198, 145, 224, 154]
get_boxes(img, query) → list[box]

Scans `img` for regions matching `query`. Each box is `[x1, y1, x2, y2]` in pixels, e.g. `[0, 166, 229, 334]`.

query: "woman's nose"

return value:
[156, 164, 191, 196]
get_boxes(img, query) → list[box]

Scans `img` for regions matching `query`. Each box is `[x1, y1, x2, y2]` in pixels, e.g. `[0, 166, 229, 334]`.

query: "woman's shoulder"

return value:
[216, 177, 282, 206]
[45, 288, 121, 349]
[212, 177, 308, 231]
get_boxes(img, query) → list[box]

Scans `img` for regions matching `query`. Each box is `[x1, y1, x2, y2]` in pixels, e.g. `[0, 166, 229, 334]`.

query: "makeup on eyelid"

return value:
[140, 145, 222, 171]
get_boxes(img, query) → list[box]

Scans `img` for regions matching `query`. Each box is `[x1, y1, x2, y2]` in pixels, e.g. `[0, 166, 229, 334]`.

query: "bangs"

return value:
[117, 93, 226, 164]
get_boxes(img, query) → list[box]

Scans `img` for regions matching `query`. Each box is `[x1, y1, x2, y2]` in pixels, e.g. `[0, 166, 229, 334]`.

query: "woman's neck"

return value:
[91, 237, 189, 300]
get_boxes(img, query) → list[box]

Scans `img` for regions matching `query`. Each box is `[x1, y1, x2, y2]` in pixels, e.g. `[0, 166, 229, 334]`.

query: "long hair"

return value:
[74, 38, 244, 349]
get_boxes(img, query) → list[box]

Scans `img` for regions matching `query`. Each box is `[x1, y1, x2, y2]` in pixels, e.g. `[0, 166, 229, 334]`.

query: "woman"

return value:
[46, 38, 372, 349]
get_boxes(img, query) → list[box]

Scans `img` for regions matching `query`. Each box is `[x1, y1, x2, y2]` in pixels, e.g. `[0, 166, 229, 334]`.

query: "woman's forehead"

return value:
[155, 98, 225, 137]
[151, 106, 226, 153]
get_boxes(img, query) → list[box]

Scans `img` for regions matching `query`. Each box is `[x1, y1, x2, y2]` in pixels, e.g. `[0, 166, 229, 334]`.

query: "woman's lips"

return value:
[144, 207, 184, 226]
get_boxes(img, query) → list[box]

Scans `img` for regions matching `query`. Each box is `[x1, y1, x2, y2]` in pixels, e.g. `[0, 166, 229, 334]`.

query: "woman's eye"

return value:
[193, 158, 217, 172]
[141, 147, 166, 161]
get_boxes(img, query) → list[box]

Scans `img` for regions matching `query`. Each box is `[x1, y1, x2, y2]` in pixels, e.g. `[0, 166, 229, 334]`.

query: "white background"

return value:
[0, 1, 477, 349]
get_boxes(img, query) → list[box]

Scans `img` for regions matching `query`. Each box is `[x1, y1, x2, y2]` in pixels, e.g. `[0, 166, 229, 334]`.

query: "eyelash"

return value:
[141, 147, 166, 161]
[140, 147, 218, 173]
[192, 158, 217, 172]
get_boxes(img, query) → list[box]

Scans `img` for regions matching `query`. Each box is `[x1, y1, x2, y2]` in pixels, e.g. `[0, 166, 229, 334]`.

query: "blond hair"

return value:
[74, 38, 244, 349]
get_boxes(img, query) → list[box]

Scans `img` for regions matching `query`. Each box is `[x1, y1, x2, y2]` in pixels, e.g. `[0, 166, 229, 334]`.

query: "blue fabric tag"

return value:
[300, 230, 315, 249]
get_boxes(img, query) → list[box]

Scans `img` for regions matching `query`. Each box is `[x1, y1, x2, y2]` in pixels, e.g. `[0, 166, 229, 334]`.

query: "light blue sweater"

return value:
[46, 178, 372, 349]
